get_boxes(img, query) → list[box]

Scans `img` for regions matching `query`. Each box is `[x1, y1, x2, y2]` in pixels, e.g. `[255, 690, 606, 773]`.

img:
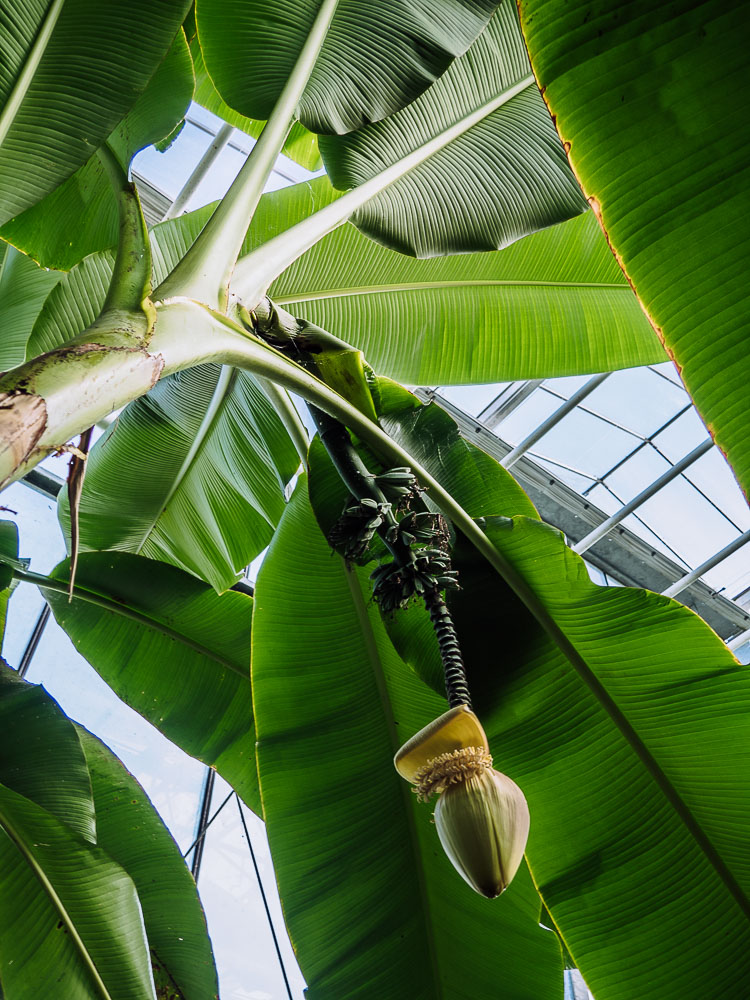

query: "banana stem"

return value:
[310, 405, 384, 505]
[95, 143, 153, 323]
[423, 589, 472, 709]
[156, 0, 339, 310]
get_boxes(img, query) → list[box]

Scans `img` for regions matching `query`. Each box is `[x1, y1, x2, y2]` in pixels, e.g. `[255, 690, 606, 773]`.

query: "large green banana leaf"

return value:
[518, 0, 750, 499]
[191, 39, 321, 171]
[78, 728, 218, 1000]
[197, 0, 498, 135]
[0, 663, 218, 999]
[461, 517, 750, 998]
[238, 176, 664, 381]
[356, 381, 750, 998]
[0, 782, 156, 999]
[40, 552, 260, 813]
[251, 480, 564, 1000]
[26, 250, 116, 357]
[263, 182, 666, 383]
[0, 240, 62, 369]
[59, 364, 299, 592]
[319, 1, 587, 256]
[0, 0, 191, 225]
[0, 31, 194, 271]
[0, 664, 95, 841]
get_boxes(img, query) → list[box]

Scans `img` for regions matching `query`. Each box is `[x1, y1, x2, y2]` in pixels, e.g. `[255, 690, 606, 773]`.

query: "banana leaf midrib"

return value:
[341, 562, 444, 999]
[14, 566, 248, 678]
[275, 279, 628, 304]
[0, 0, 65, 148]
[0, 787, 114, 1000]
[131, 364, 239, 557]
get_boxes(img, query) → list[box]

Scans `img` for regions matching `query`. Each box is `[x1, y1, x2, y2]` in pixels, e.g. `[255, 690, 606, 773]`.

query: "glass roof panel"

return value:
[584, 483, 630, 518]
[534, 456, 598, 493]
[134, 118, 218, 201]
[586, 481, 691, 566]
[651, 361, 684, 387]
[541, 373, 591, 397]
[649, 406, 709, 461]
[439, 382, 512, 417]
[197, 777, 306, 1000]
[492, 387, 567, 443]
[624, 476, 740, 569]
[582, 366, 687, 438]
[527, 404, 639, 480]
[598, 442, 671, 499]
[703, 542, 750, 601]
[0, 481, 65, 665]
[682, 449, 750, 532]
[2, 581, 46, 666]
[1, 481, 66, 573]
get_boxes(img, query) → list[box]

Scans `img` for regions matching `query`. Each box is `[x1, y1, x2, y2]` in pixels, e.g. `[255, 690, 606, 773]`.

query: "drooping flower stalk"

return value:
[247, 297, 475, 708]
[307, 400, 474, 710]
[156, 0, 340, 310]
[253, 306, 532, 897]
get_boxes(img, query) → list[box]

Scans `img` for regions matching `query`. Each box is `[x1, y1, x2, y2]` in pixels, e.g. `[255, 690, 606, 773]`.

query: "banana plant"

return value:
[0, 2, 747, 999]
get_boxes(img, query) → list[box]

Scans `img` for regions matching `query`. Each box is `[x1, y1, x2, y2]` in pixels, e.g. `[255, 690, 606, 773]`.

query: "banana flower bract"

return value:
[394, 705, 529, 898]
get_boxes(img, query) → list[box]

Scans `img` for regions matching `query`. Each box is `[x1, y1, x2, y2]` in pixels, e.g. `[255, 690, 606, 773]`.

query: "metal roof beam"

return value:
[573, 438, 713, 555]
[162, 121, 235, 220]
[728, 625, 750, 652]
[501, 373, 609, 470]
[661, 529, 750, 599]
[477, 379, 544, 428]
[414, 389, 750, 640]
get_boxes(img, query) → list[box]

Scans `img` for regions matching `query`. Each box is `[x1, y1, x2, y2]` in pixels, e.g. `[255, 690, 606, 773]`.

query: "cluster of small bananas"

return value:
[370, 547, 458, 613]
[327, 497, 392, 561]
[373, 466, 423, 509]
[384, 510, 442, 547]
[328, 465, 458, 608]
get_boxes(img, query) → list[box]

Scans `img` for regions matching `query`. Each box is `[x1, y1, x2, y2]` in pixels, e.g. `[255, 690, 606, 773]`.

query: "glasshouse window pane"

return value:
[197, 777, 306, 1000]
